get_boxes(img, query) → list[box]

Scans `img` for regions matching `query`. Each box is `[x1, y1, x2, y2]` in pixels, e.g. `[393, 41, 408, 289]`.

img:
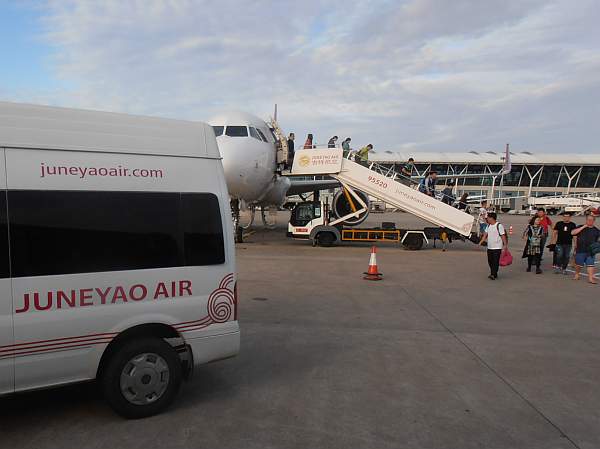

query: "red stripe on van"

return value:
[0, 331, 118, 350]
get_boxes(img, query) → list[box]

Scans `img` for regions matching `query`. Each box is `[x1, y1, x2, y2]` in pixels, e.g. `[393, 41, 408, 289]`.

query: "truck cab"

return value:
[287, 201, 325, 239]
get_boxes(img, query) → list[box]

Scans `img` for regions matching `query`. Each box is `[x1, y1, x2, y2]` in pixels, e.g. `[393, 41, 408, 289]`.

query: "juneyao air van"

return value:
[0, 101, 239, 418]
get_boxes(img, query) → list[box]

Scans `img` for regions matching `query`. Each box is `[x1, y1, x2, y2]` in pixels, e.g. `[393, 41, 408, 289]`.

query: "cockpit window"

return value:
[268, 127, 277, 142]
[225, 126, 248, 137]
[212, 126, 224, 136]
[255, 128, 268, 142]
[248, 126, 262, 141]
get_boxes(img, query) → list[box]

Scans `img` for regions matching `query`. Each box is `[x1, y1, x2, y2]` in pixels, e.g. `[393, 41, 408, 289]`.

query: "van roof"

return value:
[0, 101, 220, 159]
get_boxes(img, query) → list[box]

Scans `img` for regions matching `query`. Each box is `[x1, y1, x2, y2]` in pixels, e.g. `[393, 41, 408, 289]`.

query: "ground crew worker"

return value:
[357, 144, 373, 167]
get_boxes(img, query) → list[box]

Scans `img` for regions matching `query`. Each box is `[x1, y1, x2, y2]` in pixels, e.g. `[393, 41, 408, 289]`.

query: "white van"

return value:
[0, 102, 239, 418]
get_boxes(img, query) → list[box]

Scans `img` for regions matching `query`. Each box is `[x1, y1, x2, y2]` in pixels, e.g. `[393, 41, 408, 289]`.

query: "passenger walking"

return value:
[571, 214, 600, 284]
[479, 212, 508, 280]
[536, 208, 552, 262]
[357, 144, 373, 167]
[523, 216, 544, 274]
[478, 201, 489, 236]
[418, 171, 437, 197]
[327, 135, 338, 148]
[441, 182, 455, 205]
[287, 132, 295, 170]
[341, 137, 352, 158]
[551, 211, 577, 274]
[303, 133, 314, 149]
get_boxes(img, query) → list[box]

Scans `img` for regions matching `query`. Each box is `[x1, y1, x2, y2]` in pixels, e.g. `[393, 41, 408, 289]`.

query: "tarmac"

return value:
[2, 211, 599, 449]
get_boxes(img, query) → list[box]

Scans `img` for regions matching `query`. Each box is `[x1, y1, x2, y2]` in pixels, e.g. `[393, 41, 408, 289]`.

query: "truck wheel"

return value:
[317, 232, 336, 247]
[403, 234, 424, 250]
[101, 337, 182, 419]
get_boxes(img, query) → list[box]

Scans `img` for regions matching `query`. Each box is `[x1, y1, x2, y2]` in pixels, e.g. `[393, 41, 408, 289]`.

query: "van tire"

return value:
[101, 337, 182, 419]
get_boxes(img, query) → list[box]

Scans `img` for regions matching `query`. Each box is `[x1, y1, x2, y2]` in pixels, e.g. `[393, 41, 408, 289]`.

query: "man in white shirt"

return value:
[478, 212, 508, 280]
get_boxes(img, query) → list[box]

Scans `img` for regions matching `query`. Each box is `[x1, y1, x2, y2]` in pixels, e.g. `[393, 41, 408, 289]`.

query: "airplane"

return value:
[208, 110, 512, 239]
[208, 110, 336, 235]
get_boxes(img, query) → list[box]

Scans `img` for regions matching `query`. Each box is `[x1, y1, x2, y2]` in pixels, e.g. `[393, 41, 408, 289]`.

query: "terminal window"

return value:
[8, 190, 225, 277]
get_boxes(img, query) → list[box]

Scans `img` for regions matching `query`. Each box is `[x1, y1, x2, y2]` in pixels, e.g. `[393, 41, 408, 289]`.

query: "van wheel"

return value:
[317, 232, 335, 247]
[101, 337, 182, 419]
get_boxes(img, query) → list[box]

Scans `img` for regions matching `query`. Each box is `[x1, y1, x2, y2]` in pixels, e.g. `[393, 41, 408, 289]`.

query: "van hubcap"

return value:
[120, 353, 170, 405]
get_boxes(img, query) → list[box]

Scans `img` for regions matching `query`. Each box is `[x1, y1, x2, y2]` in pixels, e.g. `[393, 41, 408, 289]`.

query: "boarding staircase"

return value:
[291, 148, 474, 236]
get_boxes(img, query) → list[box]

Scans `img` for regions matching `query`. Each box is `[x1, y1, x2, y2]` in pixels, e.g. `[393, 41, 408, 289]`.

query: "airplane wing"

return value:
[287, 177, 340, 196]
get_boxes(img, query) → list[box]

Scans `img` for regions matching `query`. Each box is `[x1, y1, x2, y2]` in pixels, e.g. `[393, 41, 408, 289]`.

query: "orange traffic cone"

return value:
[509, 225, 514, 235]
[363, 246, 383, 281]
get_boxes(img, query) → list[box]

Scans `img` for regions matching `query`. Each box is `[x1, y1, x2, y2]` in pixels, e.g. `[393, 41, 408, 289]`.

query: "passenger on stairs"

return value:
[287, 132, 295, 170]
[342, 137, 352, 158]
[357, 144, 373, 167]
[418, 171, 437, 197]
[441, 182, 455, 205]
[327, 136, 338, 148]
[457, 192, 469, 211]
[400, 158, 415, 185]
[303, 133, 314, 149]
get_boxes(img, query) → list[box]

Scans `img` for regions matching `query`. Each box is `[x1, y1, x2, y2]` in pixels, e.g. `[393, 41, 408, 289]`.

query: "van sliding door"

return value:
[0, 148, 13, 394]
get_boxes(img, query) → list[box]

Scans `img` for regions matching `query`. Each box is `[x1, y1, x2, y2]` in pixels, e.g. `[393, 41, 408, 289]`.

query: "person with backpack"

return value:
[479, 212, 508, 280]
[522, 216, 544, 274]
[571, 214, 600, 284]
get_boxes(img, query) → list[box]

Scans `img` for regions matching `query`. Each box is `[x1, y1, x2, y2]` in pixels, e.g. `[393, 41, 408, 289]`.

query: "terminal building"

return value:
[371, 151, 600, 206]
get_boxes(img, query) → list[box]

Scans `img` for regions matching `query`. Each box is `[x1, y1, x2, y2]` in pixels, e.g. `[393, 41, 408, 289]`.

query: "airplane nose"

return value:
[218, 137, 268, 201]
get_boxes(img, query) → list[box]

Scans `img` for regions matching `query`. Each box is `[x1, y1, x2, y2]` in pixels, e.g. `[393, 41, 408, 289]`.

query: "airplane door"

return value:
[0, 148, 14, 394]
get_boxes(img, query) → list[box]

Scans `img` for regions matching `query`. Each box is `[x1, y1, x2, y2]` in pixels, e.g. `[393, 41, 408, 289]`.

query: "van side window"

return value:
[182, 193, 225, 265]
[0, 191, 8, 278]
[8, 190, 224, 277]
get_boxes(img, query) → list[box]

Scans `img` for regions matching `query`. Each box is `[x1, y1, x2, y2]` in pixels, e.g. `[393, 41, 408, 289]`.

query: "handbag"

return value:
[590, 241, 600, 256]
[500, 248, 513, 266]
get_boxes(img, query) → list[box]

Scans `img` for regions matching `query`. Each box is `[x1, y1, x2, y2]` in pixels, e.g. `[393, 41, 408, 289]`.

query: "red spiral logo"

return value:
[207, 286, 235, 323]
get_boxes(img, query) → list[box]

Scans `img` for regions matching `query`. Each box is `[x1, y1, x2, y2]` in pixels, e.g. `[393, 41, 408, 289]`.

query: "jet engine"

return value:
[331, 189, 370, 226]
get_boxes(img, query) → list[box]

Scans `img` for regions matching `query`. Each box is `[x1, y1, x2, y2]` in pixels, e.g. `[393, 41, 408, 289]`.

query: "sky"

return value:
[1, 0, 599, 154]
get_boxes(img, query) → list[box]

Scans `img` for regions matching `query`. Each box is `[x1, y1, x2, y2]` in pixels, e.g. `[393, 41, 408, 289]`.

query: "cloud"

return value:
[9, 0, 600, 152]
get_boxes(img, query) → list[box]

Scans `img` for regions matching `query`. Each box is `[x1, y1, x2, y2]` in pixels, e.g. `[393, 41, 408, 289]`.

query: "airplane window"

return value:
[225, 126, 248, 137]
[256, 128, 268, 142]
[212, 126, 224, 136]
[248, 127, 262, 141]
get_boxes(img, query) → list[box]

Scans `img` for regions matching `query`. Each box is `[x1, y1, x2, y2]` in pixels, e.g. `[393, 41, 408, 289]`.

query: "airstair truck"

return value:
[288, 148, 475, 249]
